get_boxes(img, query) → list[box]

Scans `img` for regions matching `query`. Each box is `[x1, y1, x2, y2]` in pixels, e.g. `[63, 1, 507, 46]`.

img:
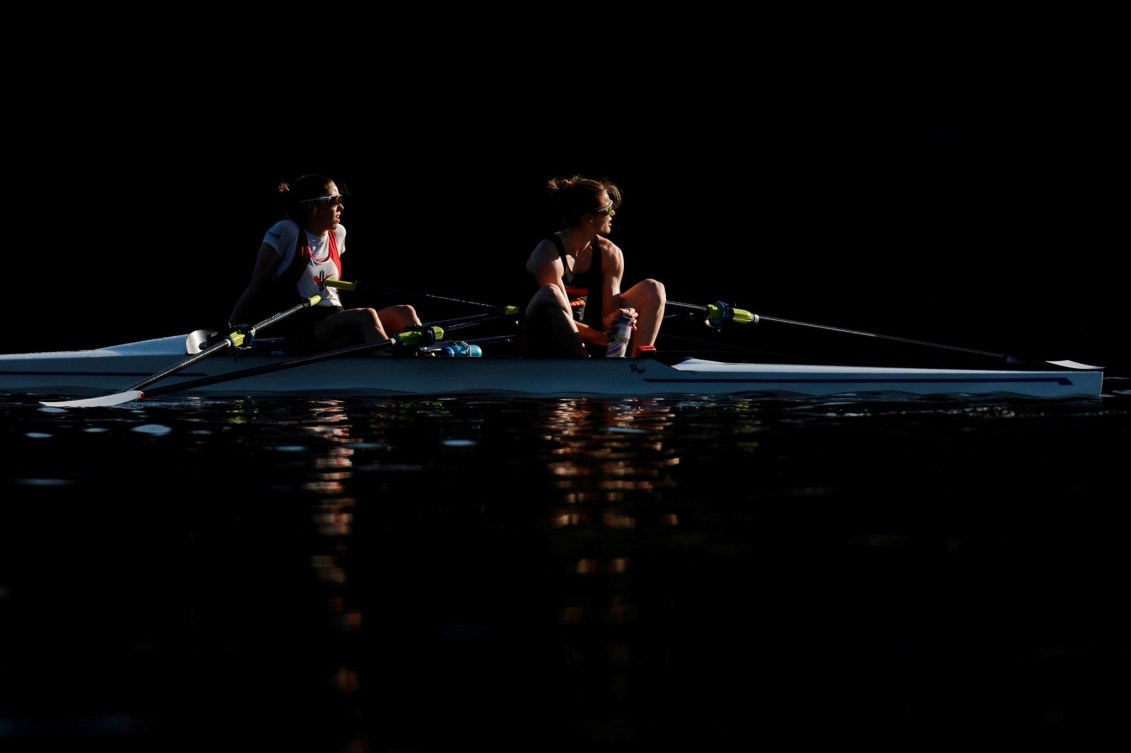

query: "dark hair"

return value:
[274, 174, 349, 220]
[547, 175, 622, 226]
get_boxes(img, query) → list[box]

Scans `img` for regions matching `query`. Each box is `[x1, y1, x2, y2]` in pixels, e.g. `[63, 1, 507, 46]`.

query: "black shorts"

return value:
[284, 304, 345, 355]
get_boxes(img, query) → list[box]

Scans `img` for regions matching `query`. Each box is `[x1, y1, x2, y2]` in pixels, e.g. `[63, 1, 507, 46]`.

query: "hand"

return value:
[605, 308, 637, 330]
[226, 323, 256, 348]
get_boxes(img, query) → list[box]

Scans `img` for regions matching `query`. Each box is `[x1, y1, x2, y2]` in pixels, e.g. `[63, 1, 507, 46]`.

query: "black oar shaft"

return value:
[754, 314, 1006, 359]
[125, 295, 321, 392]
[665, 300, 1072, 366]
[140, 326, 442, 398]
[137, 306, 506, 400]
[324, 279, 509, 312]
[441, 311, 519, 333]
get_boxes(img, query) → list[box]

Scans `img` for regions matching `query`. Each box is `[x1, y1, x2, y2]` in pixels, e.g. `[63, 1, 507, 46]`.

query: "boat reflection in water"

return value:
[3, 392, 1128, 749]
[291, 397, 695, 750]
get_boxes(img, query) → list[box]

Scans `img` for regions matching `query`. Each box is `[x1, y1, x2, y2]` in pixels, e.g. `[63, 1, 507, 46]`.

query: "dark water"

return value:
[2, 392, 1129, 751]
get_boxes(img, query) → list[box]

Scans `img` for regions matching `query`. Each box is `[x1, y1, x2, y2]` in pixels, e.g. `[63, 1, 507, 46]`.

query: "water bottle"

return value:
[438, 342, 482, 358]
[605, 313, 633, 358]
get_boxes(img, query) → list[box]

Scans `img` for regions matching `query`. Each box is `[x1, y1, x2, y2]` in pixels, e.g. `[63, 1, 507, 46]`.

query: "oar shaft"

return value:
[753, 314, 1007, 359]
[39, 295, 324, 408]
[324, 279, 512, 312]
[139, 301, 515, 400]
[124, 294, 322, 392]
[129, 305, 502, 401]
[140, 326, 443, 398]
[441, 310, 520, 333]
[252, 294, 323, 333]
[666, 299, 1038, 363]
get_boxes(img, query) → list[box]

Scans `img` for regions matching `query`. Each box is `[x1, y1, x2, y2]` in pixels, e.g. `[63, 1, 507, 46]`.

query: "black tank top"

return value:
[549, 234, 603, 329]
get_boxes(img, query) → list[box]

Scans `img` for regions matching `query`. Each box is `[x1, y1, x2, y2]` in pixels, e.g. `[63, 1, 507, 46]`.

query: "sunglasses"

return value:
[594, 203, 616, 216]
[300, 195, 345, 207]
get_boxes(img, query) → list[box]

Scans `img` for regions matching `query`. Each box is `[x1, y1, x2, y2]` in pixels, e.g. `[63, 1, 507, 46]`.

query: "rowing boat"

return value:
[0, 331, 1105, 404]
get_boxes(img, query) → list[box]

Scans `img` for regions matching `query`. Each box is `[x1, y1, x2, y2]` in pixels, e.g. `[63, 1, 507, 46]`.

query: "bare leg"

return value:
[621, 278, 666, 353]
[315, 308, 388, 348]
[526, 285, 589, 357]
[378, 304, 421, 335]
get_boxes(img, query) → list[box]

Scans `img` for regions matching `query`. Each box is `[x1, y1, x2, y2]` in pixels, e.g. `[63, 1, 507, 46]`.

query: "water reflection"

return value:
[226, 396, 700, 749]
[4, 393, 1128, 749]
[213, 397, 368, 746]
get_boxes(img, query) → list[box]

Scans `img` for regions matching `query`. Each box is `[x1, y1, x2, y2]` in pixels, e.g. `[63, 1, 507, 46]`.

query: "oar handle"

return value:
[667, 300, 758, 328]
[396, 326, 444, 347]
[238, 294, 322, 342]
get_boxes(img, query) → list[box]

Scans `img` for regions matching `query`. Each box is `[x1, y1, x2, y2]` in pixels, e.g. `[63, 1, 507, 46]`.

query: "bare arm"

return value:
[526, 240, 566, 290]
[597, 238, 628, 330]
[227, 243, 280, 324]
[526, 240, 605, 345]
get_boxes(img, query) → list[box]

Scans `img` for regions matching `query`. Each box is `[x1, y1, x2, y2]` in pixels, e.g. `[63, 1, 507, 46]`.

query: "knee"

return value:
[642, 278, 666, 303]
[379, 304, 419, 333]
[386, 304, 419, 325]
[537, 284, 565, 300]
[532, 285, 570, 311]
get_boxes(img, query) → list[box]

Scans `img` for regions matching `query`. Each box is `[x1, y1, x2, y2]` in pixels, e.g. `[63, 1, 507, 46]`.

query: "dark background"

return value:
[10, 22, 1126, 373]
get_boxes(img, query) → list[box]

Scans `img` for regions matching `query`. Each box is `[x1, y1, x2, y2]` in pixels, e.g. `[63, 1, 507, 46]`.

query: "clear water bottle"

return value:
[605, 313, 633, 358]
[438, 342, 482, 358]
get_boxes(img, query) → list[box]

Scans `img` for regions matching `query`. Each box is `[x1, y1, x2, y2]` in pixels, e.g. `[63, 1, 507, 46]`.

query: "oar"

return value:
[324, 279, 512, 312]
[668, 301, 1101, 371]
[41, 295, 322, 408]
[45, 302, 501, 407]
[106, 326, 445, 403]
[667, 300, 758, 327]
[436, 308, 520, 333]
[325, 279, 520, 334]
[185, 329, 212, 355]
[419, 333, 517, 357]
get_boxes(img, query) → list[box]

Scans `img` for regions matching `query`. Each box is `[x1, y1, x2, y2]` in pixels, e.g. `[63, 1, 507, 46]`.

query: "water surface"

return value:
[2, 393, 1128, 750]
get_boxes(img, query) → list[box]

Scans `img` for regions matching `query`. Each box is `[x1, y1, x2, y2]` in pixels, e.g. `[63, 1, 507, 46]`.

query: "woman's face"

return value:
[305, 182, 344, 232]
[590, 191, 616, 232]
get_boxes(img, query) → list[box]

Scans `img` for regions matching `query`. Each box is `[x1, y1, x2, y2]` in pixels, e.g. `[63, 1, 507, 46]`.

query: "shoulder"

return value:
[263, 219, 298, 251]
[595, 235, 622, 258]
[526, 238, 563, 273]
[529, 237, 559, 260]
[267, 218, 297, 234]
[333, 224, 346, 245]
[596, 236, 623, 276]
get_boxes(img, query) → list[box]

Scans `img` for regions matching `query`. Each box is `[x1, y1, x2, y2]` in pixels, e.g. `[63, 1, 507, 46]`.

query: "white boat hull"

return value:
[0, 334, 1105, 401]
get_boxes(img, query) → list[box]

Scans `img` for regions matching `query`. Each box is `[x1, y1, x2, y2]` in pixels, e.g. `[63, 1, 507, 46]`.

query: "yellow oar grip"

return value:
[323, 279, 356, 291]
[396, 326, 444, 346]
[731, 308, 757, 325]
[702, 302, 758, 326]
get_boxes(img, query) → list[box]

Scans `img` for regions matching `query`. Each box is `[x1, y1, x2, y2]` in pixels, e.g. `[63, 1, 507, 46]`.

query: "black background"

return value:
[10, 21, 1125, 373]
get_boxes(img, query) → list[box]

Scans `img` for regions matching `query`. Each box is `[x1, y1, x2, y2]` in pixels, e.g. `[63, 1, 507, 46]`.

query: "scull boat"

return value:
[0, 331, 1106, 404]
[0, 294, 1111, 405]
